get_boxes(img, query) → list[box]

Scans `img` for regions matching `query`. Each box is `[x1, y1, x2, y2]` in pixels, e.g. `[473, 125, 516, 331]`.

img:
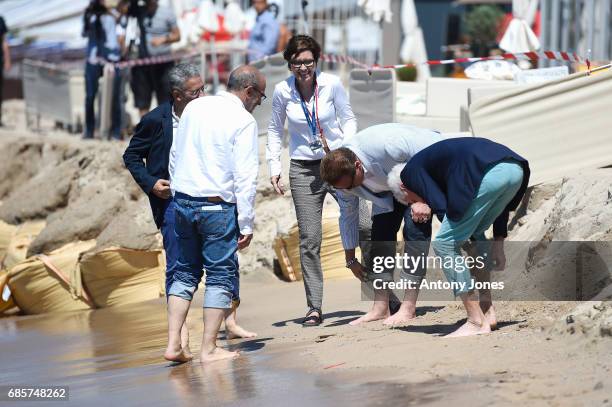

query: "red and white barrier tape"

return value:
[381, 50, 586, 69]
[63, 48, 595, 71]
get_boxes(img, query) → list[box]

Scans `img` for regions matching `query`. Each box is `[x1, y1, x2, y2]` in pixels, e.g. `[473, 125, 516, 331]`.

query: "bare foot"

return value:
[227, 324, 258, 339]
[182, 344, 194, 360]
[445, 319, 491, 338]
[482, 305, 497, 330]
[164, 347, 193, 363]
[383, 310, 416, 326]
[349, 310, 390, 326]
[200, 347, 240, 363]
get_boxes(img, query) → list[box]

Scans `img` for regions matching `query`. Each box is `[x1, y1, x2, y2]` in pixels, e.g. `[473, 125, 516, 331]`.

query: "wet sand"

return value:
[1, 275, 611, 406]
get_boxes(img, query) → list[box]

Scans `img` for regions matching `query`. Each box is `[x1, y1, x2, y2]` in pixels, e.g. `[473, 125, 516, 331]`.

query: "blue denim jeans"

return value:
[169, 192, 240, 309]
[160, 199, 179, 297]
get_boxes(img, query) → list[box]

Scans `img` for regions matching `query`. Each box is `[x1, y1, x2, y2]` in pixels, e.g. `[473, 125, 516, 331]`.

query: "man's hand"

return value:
[3, 60, 10, 72]
[152, 179, 171, 199]
[150, 36, 167, 47]
[411, 202, 431, 223]
[270, 175, 285, 195]
[492, 237, 506, 270]
[348, 260, 367, 281]
[238, 234, 253, 250]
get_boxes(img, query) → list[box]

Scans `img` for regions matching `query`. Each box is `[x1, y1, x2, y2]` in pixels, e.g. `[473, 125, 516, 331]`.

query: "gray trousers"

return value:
[289, 159, 372, 311]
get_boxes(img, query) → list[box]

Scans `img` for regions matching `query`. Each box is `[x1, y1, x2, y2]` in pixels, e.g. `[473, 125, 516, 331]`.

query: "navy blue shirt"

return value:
[400, 137, 530, 237]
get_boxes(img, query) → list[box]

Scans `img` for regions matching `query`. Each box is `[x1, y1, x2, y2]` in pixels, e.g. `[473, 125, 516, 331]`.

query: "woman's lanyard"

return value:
[299, 84, 319, 138]
[298, 80, 330, 153]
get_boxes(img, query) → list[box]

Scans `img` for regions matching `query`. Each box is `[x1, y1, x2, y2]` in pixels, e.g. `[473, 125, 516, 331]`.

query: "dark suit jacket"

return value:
[123, 101, 173, 229]
[400, 137, 530, 237]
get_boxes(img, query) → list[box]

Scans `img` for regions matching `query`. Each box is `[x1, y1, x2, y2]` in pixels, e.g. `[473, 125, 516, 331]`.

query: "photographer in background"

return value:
[82, 0, 121, 139]
[125, 0, 180, 117]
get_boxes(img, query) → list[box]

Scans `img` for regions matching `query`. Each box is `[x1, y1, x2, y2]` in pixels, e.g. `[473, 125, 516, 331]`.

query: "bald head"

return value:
[227, 65, 264, 92]
[227, 65, 266, 113]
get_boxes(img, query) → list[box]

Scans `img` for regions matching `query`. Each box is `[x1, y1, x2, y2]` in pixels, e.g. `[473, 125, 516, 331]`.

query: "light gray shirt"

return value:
[144, 6, 178, 56]
[336, 123, 444, 249]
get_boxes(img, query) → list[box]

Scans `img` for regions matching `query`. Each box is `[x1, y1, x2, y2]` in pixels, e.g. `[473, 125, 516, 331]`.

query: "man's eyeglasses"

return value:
[184, 85, 206, 97]
[290, 59, 315, 69]
[251, 86, 267, 101]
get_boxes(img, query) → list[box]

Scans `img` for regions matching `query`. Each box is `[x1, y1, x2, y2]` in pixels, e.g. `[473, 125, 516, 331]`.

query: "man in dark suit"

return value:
[123, 63, 254, 361]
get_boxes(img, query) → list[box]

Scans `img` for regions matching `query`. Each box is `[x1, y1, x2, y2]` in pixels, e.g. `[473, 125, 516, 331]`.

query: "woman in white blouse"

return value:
[266, 35, 365, 326]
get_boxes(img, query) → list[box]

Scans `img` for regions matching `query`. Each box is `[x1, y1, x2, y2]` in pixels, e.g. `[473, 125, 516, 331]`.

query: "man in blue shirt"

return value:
[247, 0, 280, 62]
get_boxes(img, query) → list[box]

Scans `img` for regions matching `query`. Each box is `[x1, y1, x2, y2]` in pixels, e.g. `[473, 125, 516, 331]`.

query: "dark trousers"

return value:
[129, 62, 173, 110]
[368, 198, 432, 283]
[84, 62, 121, 139]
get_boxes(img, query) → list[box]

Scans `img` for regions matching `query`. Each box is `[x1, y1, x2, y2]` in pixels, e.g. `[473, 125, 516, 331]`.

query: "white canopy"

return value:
[499, 0, 541, 52]
[399, 0, 430, 81]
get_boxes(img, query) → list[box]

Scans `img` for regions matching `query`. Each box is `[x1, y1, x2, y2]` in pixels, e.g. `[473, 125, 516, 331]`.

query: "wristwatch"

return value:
[345, 257, 358, 268]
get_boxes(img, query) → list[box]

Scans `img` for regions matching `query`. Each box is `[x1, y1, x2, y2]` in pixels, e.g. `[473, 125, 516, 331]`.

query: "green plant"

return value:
[463, 5, 504, 48]
[396, 64, 417, 82]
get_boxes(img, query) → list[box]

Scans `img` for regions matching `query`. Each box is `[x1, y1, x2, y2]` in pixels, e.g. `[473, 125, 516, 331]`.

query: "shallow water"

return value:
[0, 301, 445, 407]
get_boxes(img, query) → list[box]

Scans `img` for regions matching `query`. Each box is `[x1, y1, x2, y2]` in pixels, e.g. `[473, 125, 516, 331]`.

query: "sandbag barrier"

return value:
[4, 241, 165, 315]
[273, 213, 359, 282]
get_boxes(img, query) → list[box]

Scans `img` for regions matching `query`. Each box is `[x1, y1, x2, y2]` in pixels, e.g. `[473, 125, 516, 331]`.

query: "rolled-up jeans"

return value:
[433, 160, 524, 297]
[169, 192, 239, 309]
[161, 199, 240, 303]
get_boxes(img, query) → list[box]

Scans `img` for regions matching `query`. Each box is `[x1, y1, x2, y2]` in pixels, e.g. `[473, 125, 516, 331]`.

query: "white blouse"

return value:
[266, 71, 357, 177]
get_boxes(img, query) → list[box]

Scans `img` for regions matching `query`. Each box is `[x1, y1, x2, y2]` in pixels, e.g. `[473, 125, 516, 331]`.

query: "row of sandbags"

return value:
[0, 220, 46, 270]
[0, 220, 166, 315]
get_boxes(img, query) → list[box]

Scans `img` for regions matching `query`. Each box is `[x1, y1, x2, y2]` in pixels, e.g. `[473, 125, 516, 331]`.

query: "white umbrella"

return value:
[499, 0, 540, 52]
[358, 0, 392, 24]
[399, 0, 430, 81]
[224, 0, 245, 35]
[224, 0, 245, 69]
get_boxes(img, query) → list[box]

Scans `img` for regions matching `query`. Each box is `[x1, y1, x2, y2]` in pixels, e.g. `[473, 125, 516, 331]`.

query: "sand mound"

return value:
[505, 170, 612, 301]
[0, 136, 159, 256]
[510, 169, 612, 241]
[551, 301, 612, 338]
[0, 131, 296, 275]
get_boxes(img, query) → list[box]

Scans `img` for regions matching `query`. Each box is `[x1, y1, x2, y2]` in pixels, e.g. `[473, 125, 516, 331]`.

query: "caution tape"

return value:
[85, 48, 592, 71]
[381, 50, 587, 69]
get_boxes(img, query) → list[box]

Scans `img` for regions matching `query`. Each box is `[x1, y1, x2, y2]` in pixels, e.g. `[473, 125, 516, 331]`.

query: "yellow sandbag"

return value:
[0, 270, 17, 314]
[8, 240, 96, 314]
[3, 220, 46, 269]
[274, 214, 360, 282]
[0, 220, 17, 266]
[78, 247, 164, 308]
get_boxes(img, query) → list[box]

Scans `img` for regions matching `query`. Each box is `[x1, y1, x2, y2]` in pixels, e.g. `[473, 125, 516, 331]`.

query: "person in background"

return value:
[267, 35, 370, 327]
[267, 2, 291, 53]
[82, 0, 121, 139]
[247, 0, 280, 62]
[0, 15, 10, 127]
[128, 0, 180, 117]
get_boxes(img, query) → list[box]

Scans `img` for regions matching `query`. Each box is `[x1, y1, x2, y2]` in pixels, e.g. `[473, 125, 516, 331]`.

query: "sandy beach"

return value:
[2, 273, 611, 406]
[1, 99, 611, 406]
